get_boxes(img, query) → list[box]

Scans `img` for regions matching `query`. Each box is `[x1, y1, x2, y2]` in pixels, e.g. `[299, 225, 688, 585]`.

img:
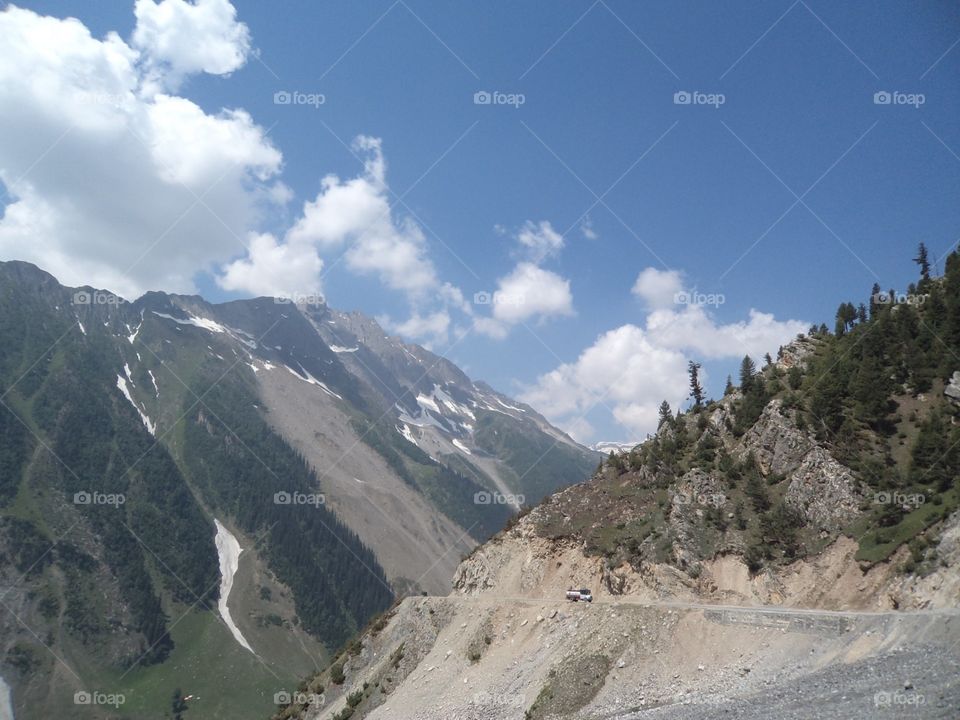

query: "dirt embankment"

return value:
[288, 594, 959, 720]
[452, 505, 960, 613]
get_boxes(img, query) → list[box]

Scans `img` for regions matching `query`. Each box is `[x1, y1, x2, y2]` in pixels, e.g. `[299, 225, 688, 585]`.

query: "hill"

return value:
[274, 247, 960, 720]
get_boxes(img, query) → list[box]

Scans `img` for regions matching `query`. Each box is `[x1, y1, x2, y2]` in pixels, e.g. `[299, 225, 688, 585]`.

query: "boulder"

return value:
[945, 371, 960, 404]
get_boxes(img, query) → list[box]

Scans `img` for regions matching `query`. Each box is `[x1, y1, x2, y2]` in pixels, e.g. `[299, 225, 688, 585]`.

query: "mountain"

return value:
[0, 261, 598, 720]
[275, 251, 960, 720]
[590, 440, 640, 454]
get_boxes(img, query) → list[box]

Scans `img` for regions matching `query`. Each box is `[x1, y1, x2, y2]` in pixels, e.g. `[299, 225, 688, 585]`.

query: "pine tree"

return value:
[910, 410, 958, 492]
[724, 375, 735, 396]
[943, 249, 960, 350]
[914, 242, 931, 286]
[688, 361, 704, 409]
[658, 400, 673, 428]
[739, 355, 756, 392]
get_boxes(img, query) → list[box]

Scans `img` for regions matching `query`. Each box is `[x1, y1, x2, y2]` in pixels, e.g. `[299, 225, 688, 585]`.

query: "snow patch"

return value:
[147, 370, 160, 398]
[330, 345, 359, 353]
[0, 674, 13, 720]
[213, 520, 255, 655]
[494, 397, 525, 413]
[416, 393, 441, 414]
[397, 424, 419, 447]
[152, 311, 226, 334]
[126, 318, 142, 344]
[116, 375, 155, 435]
[284, 363, 343, 399]
[452, 438, 472, 455]
[77, 320, 85, 335]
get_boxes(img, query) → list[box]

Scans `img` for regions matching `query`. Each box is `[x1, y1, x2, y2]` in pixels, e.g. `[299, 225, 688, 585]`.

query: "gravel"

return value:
[615, 645, 960, 720]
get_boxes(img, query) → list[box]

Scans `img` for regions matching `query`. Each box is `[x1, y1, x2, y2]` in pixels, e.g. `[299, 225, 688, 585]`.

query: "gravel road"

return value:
[614, 644, 960, 720]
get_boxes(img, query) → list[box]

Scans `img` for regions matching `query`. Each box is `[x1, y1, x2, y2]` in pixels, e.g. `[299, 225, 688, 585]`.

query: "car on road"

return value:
[565, 588, 593, 602]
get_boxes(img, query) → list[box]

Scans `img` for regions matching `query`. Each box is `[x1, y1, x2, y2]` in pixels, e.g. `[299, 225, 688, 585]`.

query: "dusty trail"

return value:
[305, 592, 960, 720]
[448, 594, 960, 618]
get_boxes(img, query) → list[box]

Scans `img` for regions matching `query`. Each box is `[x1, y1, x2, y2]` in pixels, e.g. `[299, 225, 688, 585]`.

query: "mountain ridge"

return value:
[0, 260, 598, 720]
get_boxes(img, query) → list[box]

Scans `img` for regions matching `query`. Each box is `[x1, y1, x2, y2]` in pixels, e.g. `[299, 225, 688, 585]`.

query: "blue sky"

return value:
[2, 1, 959, 442]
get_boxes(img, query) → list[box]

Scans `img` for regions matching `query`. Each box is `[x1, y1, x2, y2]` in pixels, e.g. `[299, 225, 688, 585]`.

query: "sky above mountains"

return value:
[1, 0, 958, 442]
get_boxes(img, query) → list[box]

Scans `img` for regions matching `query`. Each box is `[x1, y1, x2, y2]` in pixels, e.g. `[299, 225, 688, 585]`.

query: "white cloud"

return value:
[520, 324, 689, 441]
[380, 310, 451, 349]
[472, 220, 576, 338]
[515, 220, 563, 263]
[133, 0, 250, 93]
[631, 267, 683, 309]
[646, 306, 808, 360]
[273, 136, 438, 296]
[491, 262, 574, 325]
[521, 267, 807, 441]
[580, 216, 598, 240]
[218, 232, 322, 298]
[0, 3, 283, 299]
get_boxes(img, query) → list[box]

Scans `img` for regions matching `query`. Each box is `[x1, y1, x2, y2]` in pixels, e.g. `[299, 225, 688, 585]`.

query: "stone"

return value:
[945, 371, 960, 404]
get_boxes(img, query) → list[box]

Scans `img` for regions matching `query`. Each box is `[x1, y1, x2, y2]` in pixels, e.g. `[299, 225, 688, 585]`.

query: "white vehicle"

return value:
[565, 588, 593, 602]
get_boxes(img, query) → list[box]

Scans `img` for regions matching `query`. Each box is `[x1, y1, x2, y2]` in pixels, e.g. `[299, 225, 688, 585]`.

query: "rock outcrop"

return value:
[734, 399, 814, 476]
[946, 370, 960, 405]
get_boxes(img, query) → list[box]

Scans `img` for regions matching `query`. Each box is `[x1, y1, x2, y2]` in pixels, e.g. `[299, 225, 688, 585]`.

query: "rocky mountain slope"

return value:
[275, 251, 960, 720]
[0, 261, 597, 720]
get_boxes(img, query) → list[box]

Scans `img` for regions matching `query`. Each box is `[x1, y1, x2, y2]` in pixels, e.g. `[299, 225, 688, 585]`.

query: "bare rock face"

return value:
[784, 447, 863, 531]
[452, 548, 498, 594]
[707, 397, 739, 450]
[945, 371, 960, 405]
[735, 399, 814, 476]
[669, 469, 727, 569]
[776, 335, 817, 370]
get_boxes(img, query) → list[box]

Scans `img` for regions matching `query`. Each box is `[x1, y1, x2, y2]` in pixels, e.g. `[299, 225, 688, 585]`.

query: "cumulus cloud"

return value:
[218, 232, 322, 298]
[133, 0, 251, 92]
[255, 135, 438, 296]
[0, 2, 282, 299]
[472, 220, 576, 339]
[490, 262, 573, 324]
[631, 266, 683, 309]
[0, 2, 445, 310]
[520, 325, 689, 443]
[515, 220, 563, 263]
[646, 306, 808, 360]
[380, 311, 451, 350]
[520, 267, 807, 442]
